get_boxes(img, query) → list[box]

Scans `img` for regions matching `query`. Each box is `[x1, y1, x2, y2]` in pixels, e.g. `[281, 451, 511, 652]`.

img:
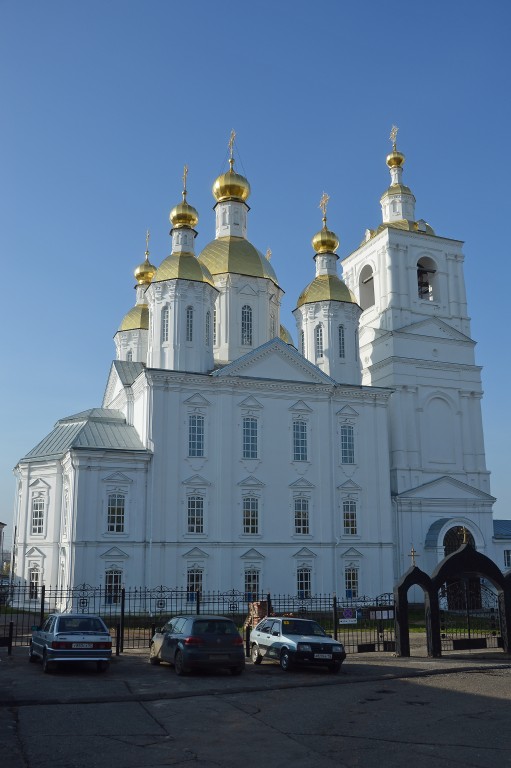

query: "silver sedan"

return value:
[29, 613, 112, 673]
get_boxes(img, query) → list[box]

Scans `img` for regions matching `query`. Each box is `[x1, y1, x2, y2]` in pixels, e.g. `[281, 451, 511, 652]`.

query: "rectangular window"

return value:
[107, 493, 125, 533]
[245, 569, 260, 601]
[243, 496, 259, 534]
[293, 419, 308, 461]
[186, 306, 193, 342]
[161, 307, 169, 343]
[105, 569, 122, 604]
[504, 550, 511, 568]
[188, 414, 204, 457]
[213, 308, 217, 346]
[187, 495, 204, 533]
[242, 416, 258, 459]
[338, 325, 345, 358]
[297, 566, 311, 598]
[343, 500, 357, 535]
[241, 305, 252, 346]
[345, 566, 359, 598]
[187, 567, 203, 599]
[29, 568, 39, 600]
[31, 498, 44, 535]
[294, 497, 310, 535]
[315, 325, 323, 359]
[205, 311, 211, 346]
[340, 425, 354, 464]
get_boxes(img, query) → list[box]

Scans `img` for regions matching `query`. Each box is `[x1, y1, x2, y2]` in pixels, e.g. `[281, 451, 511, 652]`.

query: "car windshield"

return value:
[281, 619, 326, 636]
[57, 617, 107, 633]
[192, 620, 237, 635]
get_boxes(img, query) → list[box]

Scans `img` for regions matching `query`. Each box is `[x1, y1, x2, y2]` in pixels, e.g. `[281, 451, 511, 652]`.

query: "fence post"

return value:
[115, 623, 121, 656]
[333, 595, 338, 640]
[196, 590, 201, 614]
[39, 585, 46, 627]
[7, 621, 13, 655]
[245, 624, 250, 658]
[120, 588, 125, 653]
[266, 592, 272, 615]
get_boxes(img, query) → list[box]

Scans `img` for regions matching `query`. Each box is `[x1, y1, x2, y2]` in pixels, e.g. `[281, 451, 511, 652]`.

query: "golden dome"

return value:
[170, 198, 199, 229]
[280, 324, 294, 345]
[296, 274, 356, 309]
[380, 183, 415, 200]
[198, 236, 280, 286]
[134, 253, 156, 285]
[119, 304, 149, 332]
[212, 159, 251, 203]
[152, 251, 215, 287]
[386, 149, 405, 168]
[312, 225, 339, 254]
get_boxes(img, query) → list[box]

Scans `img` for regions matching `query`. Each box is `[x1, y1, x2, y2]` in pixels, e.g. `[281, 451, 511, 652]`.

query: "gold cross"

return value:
[390, 124, 398, 149]
[266, 248, 272, 261]
[409, 545, 419, 567]
[462, 527, 469, 544]
[145, 229, 150, 255]
[228, 129, 236, 160]
[319, 192, 330, 219]
[182, 164, 188, 195]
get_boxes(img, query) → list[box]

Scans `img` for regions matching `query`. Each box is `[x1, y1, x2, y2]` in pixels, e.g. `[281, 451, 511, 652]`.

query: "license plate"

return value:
[72, 643, 93, 649]
[314, 653, 332, 659]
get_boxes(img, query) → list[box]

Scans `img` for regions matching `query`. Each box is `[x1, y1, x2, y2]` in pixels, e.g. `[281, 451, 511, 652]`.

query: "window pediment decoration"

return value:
[336, 405, 359, 419]
[26, 547, 44, 558]
[340, 547, 363, 558]
[238, 396, 263, 410]
[182, 547, 209, 558]
[238, 283, 258, 296]
[182, 475, 211, 487]
[289, 400, 312, 413]
[102, 472, 133, 484]
[238, 476, 265, 487]
[241, 548, 265, 560]
[29, 478, 50, 490]
[183, 393, 211, 407]
[289, 478, 315, 489]
[337, 480, 362, 491]
[100, 547, 129, 560]
[293, 547, 317, 558]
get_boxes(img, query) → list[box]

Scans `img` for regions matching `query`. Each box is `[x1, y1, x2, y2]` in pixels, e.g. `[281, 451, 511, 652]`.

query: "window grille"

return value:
[107, 493, 125, 533]
[188, 414, 205, 457]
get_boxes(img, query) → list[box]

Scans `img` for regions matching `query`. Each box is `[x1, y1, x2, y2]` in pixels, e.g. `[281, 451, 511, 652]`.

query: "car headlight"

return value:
[333, 645, 343, 653]
[297, 643, 312, 652]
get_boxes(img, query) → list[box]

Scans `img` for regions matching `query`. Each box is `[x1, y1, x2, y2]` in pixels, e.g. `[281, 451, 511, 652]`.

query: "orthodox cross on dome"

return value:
[182, 164, 189, 198]
[145, 229, 150, 257]
[408, 545, 419, 567]
[265, 248, 272, 261]
[319, 191, 330, 225]
[228, 129, 236, 169]
[390, 124, 399, 150]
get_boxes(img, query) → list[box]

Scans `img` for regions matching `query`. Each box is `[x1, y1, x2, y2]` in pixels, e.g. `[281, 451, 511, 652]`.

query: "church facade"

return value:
[12, 135, 511, 600]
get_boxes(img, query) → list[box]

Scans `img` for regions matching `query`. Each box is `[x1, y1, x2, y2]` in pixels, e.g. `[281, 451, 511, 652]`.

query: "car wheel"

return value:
[42, 651, 53, 674]
[149, 644, 161, 665]
[97, 661, 109, 673]
[174, 650, 187, 676]
[280, 649, 292, 672]
[28, 644, 38, 663]
[328, 661, 341, 674]
[251, 644, 262, 664]
[229, 666, 244, 676]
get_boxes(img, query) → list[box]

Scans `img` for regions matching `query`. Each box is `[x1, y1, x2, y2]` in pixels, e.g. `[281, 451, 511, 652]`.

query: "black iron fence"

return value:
[0, 583, 396, 655]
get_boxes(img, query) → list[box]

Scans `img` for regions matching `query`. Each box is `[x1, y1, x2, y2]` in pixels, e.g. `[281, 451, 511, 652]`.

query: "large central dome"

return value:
[198, 236, 280, 286]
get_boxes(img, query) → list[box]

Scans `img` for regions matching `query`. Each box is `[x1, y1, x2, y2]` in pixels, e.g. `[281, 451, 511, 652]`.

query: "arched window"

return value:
[31, 496, 45, 535]
[187, 567, 203, 598]
[241, 305, 252, 346]
[417, 257, 437, 301]
[293, 418, 308, 461]
[187, 495, 204, 534]
[126, 350, 133, 362]
[29, 567, 40, 599]
[343, 500, 357, 535]
[213, 308, 217, 346]
[105, 568, 122, 604]
[345, 565, 359, 598]
[161, 306, 169, 343]
[245, 568, 260, 601]
[314, 324, 323, 359]
[359, 265, 375, 310]
[297, 566, 311, 598]
[205, 311, 211, 346]
[186, 306, 193, 342]
[338, 325, 345, 358]
[300, 330, 305, 355]
[294, 497, 310, 535]
[243, 495, 259, 534]
[107, 493, 125, 533]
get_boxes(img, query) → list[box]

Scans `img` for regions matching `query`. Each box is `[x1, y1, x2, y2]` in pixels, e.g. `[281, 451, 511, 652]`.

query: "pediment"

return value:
[29, 478, 50, 490]
[340, 547, 363, 558]
[337, 480, 362, 491]
[238, 283, 258, 296]
[213, 338, 335, 385]
[238, 476, 265, 487]
[100, 547, 129, 560]
[289, 478, 316, 489]
[336, 405, 359, 418]
[26, 547, 44, 558]
[238, 396, 263, 409]
[397, 318, 472, 343]
[182, 393, 211, 407]
[241, 548, 265, 560]
[182, 474, 211, 486]
[293, 547, 317, 558]
[102, 472, 132, 484]
[102, 360, 144, 408]
[182, 547, 209, 558]
[396, 476, 496, 502]
[289, 400, 312, 413]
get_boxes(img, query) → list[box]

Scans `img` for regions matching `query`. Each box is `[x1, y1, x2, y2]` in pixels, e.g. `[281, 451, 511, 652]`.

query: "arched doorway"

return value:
[441, 526, 481, 613]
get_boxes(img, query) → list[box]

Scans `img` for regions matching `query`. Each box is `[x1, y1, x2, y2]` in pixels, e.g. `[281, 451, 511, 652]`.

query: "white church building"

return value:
[12, 135, 511, 600]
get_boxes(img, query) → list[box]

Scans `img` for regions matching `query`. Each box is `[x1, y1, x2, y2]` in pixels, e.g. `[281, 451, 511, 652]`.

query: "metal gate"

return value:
[439, 579, 502, 651]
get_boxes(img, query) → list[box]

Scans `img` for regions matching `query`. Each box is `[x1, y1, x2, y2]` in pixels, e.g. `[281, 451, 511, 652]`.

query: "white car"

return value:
[29, 613, 112, 673]
[250, 616, 346, 672]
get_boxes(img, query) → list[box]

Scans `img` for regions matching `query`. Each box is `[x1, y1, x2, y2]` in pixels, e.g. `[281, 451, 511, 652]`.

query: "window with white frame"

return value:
[294, 497, 310, 534]
[186, 306, 193, 342]
[504, 550, 511, 569]
[105, 568, 122, 604]
[244, 568, 260, 600]
[213, 307, 217, 346]
[187, 567, 203, 599]
[31, 497, 45, 535]
[107, 492, 125, 533]
[187, 495, 204, 534]
[188, 414, 205, 457]
[300, 329, 305, 355]
[126, 350, 133, 362]
[241, 305, 252, 346]
[340, 424, 355, 464]
[314, 324, 323, 359]
[243, 495, 259, 534]
[343, 500, 357, 535]
[242, 416, 258, 459]
[161, 306, 169, 342]
[29, 567, 40, 599]
[345, 565, 359, 598]
[293, 418, 308, 461]
[338, 324, 345, 358]
[205, 311, 211, 346]
[270, 314, 276, 338]
[297, 566, 312, 598]
[354, 329, 359, 360]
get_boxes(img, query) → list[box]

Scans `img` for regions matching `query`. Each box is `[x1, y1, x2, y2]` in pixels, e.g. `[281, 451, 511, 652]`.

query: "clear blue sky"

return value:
[1, 1, 510, 549]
